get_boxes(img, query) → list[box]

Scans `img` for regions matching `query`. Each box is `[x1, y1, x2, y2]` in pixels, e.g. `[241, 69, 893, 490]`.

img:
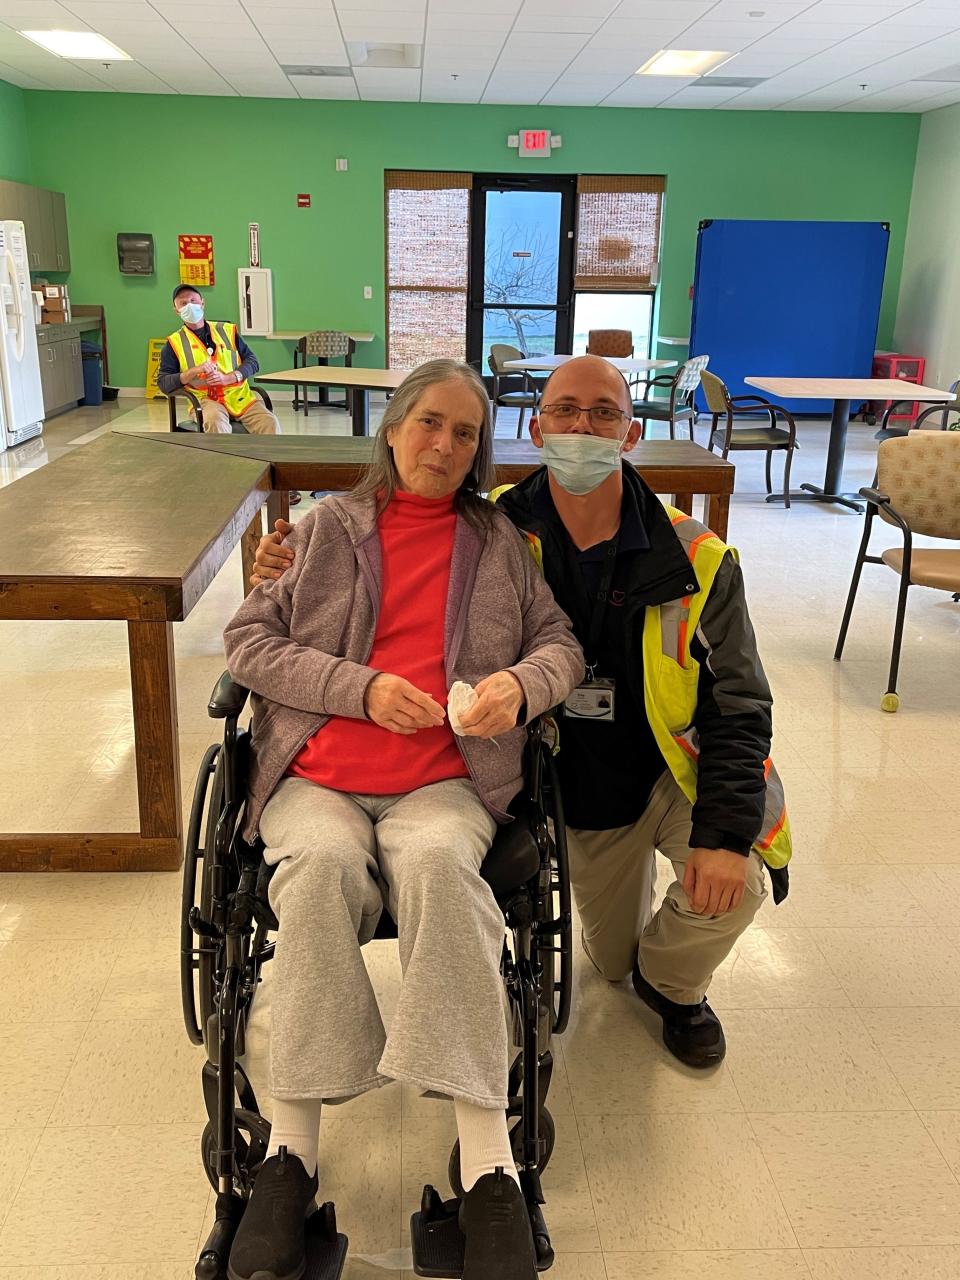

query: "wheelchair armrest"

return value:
[208, 671, 251, 719]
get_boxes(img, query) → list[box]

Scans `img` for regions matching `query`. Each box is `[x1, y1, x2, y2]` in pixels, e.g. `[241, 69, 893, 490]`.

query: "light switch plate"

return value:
[363, 286, 373, 299]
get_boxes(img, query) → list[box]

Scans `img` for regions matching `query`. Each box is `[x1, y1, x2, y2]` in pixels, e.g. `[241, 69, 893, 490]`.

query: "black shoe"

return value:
[227, 1147, 319, 1280]
[632, 963, 726, 1068]
[288, 491, 302, 506]
[459, 1167, 538, 1280]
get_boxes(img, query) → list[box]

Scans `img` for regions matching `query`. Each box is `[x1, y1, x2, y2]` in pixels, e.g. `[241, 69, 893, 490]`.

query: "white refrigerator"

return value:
[0, 220, 44, 451]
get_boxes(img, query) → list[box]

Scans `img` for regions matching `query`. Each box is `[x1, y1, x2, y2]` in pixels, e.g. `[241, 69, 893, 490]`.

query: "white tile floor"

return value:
[1, 396, 958, 1279]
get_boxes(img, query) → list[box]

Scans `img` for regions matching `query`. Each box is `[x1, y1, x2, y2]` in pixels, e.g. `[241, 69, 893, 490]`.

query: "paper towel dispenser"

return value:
[238, 267, 273, 336]
[117, 233, 155, 275]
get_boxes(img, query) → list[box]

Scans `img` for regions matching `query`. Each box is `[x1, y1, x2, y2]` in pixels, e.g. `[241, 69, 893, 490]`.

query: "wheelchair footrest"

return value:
[304, 1204, 349, 1280]
[409, 1185, 553, 1277]
[194, 1196, 347, 1280]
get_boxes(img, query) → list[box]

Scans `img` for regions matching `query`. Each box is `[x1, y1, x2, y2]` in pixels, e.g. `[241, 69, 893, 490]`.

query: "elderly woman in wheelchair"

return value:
[216, 359, 583, 1280]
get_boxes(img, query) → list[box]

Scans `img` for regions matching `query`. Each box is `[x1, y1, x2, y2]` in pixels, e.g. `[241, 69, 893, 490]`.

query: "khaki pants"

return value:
[566, 771, 767, 1004]
[198, 396, 279, 435]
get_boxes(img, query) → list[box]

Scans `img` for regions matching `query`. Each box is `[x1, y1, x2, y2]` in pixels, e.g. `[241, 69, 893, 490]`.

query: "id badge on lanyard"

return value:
[563, 536, 618, 724]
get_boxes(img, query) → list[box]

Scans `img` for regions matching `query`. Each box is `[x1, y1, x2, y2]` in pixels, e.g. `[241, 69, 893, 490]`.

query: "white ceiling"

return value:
[1, 0, 960, 111]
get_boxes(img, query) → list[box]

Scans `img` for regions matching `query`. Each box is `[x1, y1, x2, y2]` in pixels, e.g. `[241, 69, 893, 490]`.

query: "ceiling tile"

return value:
[429, 0, 520, 11]
[290, 74, 359, 98]
[353, 65, 420, 98]
[513, 14, 604, 33]
[339, 14, 425, 42]
[610, 0, 715, 18]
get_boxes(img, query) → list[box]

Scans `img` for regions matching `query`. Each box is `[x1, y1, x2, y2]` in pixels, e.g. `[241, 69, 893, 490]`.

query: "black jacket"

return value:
[496, 464, 775, 857]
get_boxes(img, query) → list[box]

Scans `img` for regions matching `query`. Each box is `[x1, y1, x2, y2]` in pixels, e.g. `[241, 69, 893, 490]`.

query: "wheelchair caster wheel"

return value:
[880, 692, 900, 713]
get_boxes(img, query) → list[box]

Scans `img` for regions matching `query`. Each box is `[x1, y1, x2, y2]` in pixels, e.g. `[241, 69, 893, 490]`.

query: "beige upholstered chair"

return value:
[835, 431, 960, 711]
[701, 370, 798, 507]
[295, 329, 352, 416]
[586, 328, 634, 357]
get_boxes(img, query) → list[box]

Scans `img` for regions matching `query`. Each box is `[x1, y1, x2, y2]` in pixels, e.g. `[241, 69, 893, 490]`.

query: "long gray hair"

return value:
[352, 359, 498, 529]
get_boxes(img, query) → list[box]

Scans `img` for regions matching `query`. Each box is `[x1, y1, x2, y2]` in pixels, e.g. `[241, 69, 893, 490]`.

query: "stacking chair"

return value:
[835, 432, 960, 711]
[295, 330, 352, 416]
[701, 370, 798, 508]
[586, 329, 634, 357]
[875, 377, 960, 442]
[489, 344, 541, 438]
[632, 354, 709, 440]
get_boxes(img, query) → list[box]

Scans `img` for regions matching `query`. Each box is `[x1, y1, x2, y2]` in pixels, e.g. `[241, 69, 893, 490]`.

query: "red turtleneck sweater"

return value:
[289, 489, 470, 795]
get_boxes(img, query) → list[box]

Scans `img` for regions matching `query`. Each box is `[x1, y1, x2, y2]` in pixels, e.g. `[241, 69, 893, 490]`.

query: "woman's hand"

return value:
[457, 671, 525, 739]
[251, 519, 295, 586]
[365, 673, 447, 736]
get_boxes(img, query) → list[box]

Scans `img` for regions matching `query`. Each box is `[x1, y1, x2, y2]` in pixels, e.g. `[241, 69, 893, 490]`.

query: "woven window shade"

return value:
[575, 175, 665, 291]
[385, 172, 471, 367]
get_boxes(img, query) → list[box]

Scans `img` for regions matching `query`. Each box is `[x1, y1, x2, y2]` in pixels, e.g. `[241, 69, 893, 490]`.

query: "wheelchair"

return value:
[181, 671, 573, 1280]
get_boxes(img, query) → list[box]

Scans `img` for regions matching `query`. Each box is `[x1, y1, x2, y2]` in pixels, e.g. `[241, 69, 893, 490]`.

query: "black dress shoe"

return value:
[459, 1167, 538, 1280]
[227, 1147, 318, 1280]
[633, 962, 726, 1067]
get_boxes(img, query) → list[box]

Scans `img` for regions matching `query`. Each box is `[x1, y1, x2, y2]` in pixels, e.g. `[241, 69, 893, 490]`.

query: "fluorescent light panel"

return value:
[637, 49, 732, 76]
[21, 30, 132, 60]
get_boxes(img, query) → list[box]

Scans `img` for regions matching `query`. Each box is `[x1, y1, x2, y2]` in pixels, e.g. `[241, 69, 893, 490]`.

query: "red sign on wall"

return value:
[178, 234, 215, 286]
[297, 193, 311, 208]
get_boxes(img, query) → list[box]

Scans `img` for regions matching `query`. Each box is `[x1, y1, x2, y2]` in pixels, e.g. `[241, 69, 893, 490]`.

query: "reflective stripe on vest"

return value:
[167, 321, 257, 418]
[641, 508, 792, 870]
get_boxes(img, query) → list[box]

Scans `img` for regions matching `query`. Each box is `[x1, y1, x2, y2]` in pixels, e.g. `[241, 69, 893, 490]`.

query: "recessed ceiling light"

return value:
[21, 30, 131, 60]
[636, 50, 733, 77]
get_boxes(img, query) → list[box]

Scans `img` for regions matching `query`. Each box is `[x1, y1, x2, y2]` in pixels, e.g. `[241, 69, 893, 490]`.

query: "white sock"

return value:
[265, 1097, 323, 1177]
[454, 1098, 520, 1192]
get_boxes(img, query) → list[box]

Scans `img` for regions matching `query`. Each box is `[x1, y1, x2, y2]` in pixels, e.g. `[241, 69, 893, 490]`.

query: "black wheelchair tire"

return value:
[181, 742, 220, 1046]
[201, 1107, 271, 1196]
[198, 747, 228, 1043]
[447, 1107, 555, 1199]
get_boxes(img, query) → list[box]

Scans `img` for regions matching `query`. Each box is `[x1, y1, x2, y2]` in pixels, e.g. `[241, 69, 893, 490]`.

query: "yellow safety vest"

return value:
[166, 320, 257, 419]
[489, 487, 792, 870]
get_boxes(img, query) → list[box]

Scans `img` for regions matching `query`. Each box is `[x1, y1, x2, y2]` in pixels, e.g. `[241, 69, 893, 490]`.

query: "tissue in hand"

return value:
[447, 681, 477, 736]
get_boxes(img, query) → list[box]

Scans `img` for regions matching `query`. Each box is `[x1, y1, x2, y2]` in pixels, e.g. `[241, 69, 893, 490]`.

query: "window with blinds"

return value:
[574, 175, 665, 291]
[385, 171, 472, 369]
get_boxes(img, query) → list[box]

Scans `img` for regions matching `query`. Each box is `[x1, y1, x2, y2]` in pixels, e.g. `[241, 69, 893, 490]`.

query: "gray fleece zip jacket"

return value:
[222, 492, 585, 841]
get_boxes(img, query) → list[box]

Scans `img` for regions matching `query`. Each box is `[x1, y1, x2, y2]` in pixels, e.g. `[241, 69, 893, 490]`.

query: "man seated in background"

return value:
[157, 285, 279, 437]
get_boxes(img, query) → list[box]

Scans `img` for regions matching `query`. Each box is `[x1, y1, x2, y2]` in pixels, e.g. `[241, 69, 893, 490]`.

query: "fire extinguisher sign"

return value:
[249, 223, 260, 268]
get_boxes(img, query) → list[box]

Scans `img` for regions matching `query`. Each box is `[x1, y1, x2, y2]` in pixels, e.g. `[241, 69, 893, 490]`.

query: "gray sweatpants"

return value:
[259, 775, 509, 1108]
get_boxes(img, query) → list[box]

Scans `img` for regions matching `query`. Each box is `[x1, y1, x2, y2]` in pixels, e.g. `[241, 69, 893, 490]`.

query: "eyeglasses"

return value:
[539, 403, 629, 429]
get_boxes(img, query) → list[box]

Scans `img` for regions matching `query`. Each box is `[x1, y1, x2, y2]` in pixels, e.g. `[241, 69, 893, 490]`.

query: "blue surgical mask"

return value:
[541, 432, 626, 496]
[178, 302, 204, 326]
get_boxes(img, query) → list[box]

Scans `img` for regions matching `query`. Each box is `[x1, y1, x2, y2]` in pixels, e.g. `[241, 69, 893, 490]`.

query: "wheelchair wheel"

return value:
[181, 743, 220, 1045]
[201, 1107, 271, 1198]
[197, 746, 229, 1042]
[447, 1107, 555, 1199]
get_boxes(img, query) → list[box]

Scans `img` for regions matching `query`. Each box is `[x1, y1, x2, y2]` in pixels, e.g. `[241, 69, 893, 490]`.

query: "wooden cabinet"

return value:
[0, 180, 71, 273]
[37, 325, 84, 417]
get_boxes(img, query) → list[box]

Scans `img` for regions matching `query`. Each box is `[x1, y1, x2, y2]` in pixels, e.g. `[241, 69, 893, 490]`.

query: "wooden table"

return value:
[0, 429, 731, 873]
[255, 366, 406, 436]
[0, 435, 271, 872]
[132, 432, 735, 539]
[745, 377, 953, 511]
[505, 355, 675, 375]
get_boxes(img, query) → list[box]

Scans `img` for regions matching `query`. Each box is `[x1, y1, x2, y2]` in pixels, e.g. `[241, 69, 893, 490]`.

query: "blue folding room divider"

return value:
[689, 219, 890, 415]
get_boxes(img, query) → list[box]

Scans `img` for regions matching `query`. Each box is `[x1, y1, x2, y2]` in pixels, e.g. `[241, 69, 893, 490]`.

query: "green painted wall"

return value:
[23, 93, 919, 388]
[0, 78, 30, 182]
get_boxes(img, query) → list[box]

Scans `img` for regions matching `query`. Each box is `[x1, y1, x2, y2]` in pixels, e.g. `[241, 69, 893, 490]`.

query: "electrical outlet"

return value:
[363, 286, 373, 300]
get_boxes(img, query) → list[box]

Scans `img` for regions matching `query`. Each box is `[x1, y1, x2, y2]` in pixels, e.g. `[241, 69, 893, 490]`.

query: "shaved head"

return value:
[539, 355, 633, 415]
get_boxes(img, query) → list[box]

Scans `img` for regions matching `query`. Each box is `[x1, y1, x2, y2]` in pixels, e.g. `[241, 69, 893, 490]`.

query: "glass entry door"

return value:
[467, 175, 575, 370]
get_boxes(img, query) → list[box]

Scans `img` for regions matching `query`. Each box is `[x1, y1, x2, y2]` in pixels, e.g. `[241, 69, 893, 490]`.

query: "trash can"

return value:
[80, 341, 104, 407]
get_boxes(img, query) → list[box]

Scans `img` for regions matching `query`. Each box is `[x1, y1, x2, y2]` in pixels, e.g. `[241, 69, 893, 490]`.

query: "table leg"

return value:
[768, 397, 864, 511]
[128, 620, 182, 857]
[316, 356, 331, 407]
[240, 510, 262, 596]
[673, 492, 693, 517]
[706, 493, 729, 540]
[351, 389, 370, 436]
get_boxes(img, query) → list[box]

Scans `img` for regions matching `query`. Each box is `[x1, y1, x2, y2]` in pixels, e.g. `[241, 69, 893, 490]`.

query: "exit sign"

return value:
[508, 129, 562, 158]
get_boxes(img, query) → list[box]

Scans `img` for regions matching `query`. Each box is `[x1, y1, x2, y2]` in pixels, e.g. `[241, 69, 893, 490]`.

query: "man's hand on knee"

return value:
[682, 847, 748, 915]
